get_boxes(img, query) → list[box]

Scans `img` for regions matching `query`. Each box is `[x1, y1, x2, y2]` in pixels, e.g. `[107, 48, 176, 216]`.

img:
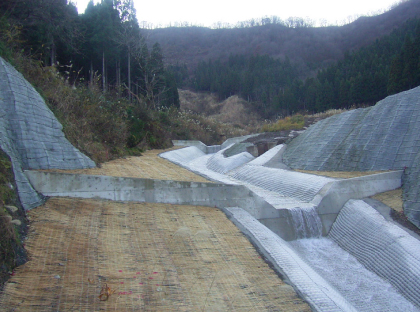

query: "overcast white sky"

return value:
[73, 0, 401, 27]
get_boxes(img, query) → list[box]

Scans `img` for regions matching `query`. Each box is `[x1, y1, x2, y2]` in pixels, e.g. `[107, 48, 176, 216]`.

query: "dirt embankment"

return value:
[179, 89, 263, 131]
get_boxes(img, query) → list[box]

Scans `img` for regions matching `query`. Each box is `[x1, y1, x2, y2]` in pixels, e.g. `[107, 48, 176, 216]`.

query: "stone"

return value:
[5, 205, 18, 213]
[11, 219, 21, 226]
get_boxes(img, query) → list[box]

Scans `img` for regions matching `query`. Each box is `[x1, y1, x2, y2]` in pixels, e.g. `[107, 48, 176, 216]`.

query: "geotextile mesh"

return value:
[0, 197, 309, 311]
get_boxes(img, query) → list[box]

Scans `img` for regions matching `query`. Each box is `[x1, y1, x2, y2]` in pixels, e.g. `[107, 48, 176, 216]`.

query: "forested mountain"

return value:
[0, 0, 180, 108]
[2, 0, 420, 122]
[185, 18, 420, 117]
[145, 0, 420, 72]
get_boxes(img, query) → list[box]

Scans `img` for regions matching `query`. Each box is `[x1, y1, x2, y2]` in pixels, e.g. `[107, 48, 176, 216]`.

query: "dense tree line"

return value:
[310, 18, 420, 111]
[0, 0, 179, 108]
[187, 18, 420, 117]
[192, 55, 299, 115]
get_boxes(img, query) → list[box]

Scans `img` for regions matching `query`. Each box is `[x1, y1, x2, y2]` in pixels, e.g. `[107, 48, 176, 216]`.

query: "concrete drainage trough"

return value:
[24, 141, 420, 311]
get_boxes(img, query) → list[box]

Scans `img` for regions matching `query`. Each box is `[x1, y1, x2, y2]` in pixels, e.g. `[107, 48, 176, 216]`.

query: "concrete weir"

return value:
[161, 144, 403, 238]
[159, 141, 420, 311]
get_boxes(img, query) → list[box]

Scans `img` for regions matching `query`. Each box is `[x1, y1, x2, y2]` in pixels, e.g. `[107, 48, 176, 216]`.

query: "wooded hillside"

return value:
[145, 0, 420, 70]
[186, 18, 420, 117]
[1, 0, 179, 108]
[2, 0, 420, 146]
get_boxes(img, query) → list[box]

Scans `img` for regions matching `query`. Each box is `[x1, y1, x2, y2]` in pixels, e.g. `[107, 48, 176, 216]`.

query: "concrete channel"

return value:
[23, 141, 420, 311]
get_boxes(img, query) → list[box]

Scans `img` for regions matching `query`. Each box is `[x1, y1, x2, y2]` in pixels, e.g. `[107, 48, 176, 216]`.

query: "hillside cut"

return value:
[282, 86, 420, 228]
[0, 57, 95, 209]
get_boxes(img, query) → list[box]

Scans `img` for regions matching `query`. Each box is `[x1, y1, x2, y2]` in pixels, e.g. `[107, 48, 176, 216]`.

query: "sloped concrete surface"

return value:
[229, 165, 334, 202]
[282, 86, 420, 227]
[289, 237, 419, 311]
[329, 199, 420, 308]
[0, 57, 95, 209]
[228, 206, 420, 311]
[161, 144, 401, 236]
[206, 146, 255, 174]
[225, 207, 357, 312]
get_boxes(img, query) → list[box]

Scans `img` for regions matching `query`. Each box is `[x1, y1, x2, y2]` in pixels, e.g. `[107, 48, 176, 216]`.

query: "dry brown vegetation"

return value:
[9, 54, 254, 164]
[178, 89, 262, 131]
[0, 152, 26, 291]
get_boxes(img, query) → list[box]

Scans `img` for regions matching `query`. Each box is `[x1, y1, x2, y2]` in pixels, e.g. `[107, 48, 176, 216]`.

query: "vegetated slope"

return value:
[0, 150, 27, 292]
[145, 0, 420, 71]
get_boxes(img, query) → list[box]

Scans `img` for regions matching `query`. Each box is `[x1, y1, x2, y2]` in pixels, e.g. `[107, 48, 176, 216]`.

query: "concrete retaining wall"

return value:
[25, 169, 403, 240]
[24, 171, 279, 219]
[282, 86, 420, 228]
[250, 170, 402, 238]
[314, 170, 403, 235]
[256, 171, 402, 238]
[0, 57, 95, 210]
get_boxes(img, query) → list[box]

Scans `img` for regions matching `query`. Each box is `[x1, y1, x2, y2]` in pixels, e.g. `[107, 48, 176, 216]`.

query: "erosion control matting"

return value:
[0, 197, 310, 311]
[48, 149, 211, 183]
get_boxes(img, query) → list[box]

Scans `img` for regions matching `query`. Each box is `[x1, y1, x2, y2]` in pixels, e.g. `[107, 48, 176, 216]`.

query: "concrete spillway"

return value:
[160, 144, 402, 237]
[5, 53, 420, 310]
[159, 142, 420, 311]
[24, 141, 420, 311]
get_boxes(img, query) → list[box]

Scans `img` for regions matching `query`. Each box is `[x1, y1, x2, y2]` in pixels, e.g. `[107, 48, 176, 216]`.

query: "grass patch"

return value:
[311, 108, 350, 119]
[261, 114, 305, 132]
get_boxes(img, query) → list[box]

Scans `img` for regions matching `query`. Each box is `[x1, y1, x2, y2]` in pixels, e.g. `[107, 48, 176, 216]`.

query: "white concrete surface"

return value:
[225, 207, 357, 312]
[161, 143, 403, 236]
[329, 199, 420, 308]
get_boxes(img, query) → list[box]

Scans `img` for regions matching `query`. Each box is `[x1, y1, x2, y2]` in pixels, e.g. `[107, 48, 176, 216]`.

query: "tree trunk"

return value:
[90, 61, 94, 88]
[128, 49, 131, 102]
[50, 42, 56, 66]
[102, 51, 106, 92]
[116, 58, 121, 96]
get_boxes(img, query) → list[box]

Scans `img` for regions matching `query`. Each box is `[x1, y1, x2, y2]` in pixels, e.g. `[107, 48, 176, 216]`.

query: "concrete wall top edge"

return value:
[24, 170, 233, 189]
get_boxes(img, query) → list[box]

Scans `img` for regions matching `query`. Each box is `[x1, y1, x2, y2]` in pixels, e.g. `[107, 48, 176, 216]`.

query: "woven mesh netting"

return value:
[0, 197, 309, 311]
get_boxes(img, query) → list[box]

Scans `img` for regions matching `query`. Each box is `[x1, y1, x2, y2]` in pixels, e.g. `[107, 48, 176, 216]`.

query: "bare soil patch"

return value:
[179, 90, 262, 130]
[371, 189, 403, 212]
[294, 169, 393, 179]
